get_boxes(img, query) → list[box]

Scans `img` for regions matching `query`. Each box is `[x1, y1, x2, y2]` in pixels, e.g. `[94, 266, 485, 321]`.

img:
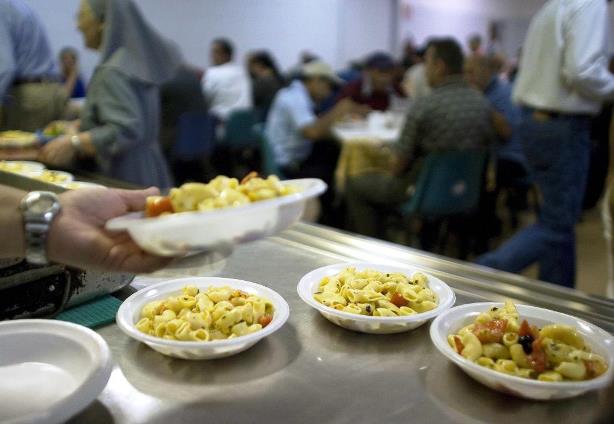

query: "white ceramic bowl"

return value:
[23, 169, 74, 186]
[430, 302, 614, 400]
[106, 178, 327, 256]
[61, 181, 106, 190]
[0, 319, 113, 424]
[297, 262, 456, 334]
[116, 277, 290, 360]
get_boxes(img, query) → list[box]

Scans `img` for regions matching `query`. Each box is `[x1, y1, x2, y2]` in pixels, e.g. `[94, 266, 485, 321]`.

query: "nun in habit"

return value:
[40, 0, 181, 188]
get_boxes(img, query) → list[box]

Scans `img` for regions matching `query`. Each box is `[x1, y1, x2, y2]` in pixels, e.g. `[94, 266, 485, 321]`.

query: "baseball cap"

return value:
[301, 61, 343, 85]
[365, 52, 395, 70]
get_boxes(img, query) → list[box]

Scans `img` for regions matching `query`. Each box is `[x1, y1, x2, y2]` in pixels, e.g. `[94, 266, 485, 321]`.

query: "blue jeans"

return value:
[476, 109, 591, 288]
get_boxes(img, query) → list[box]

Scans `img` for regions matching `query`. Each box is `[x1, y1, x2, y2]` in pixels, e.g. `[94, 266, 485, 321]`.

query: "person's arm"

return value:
[563, 1, 614, 100]
[391, 104, 422, 175]
[40, 68, 144, 166]
[301, 98, 370, 141]
[0, 185, 171, 273]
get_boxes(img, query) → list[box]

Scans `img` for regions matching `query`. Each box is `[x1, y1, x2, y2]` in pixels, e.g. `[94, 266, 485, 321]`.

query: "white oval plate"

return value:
[0, 319, 113, 424]
[116, 277, 290, 360]
[0, 160, 46, 174]
[430, 302, 614, 400]
[297, 262, 456, 334]
[106, 178, 327, 256]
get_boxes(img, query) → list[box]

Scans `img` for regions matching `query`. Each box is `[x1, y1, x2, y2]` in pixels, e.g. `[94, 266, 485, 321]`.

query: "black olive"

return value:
[519, 335, 534, 354]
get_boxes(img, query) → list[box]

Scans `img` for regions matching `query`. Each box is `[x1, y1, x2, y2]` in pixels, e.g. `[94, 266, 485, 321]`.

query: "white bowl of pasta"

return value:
[430, 302, 614, 400]
[116, 277, 290, 360]
[106, 177, 327, 256]
[297, 263, 456, 334]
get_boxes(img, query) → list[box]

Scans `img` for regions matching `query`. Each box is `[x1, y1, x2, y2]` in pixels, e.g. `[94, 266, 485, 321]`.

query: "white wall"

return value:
[24, 0, 396, 82]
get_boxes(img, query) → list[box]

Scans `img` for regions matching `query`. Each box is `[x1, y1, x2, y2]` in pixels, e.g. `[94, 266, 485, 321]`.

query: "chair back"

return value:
[254, 124, 285, 178]
[172, 111, 216, 160]
[401, 149, 488, 217]
[223, 109, 260, 149]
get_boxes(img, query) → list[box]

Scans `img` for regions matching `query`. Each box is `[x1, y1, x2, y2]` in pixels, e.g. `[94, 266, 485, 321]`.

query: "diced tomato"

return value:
[390, 293, 408, 308]
[473, 319, 508, 343]
[145, 196, 174, 217]
[454, 336, 465, 354]
[241, 171, 259, 185]
[527, 337, 546, 373]
[519, 319, 540, 340]
[258, 314, 273, 327]
[584, 360, 596, 379]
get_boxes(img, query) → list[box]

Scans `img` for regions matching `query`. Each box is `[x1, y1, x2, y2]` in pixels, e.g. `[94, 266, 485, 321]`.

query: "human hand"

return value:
[39, 135, 77, 166]
[48, 187, 172, 273]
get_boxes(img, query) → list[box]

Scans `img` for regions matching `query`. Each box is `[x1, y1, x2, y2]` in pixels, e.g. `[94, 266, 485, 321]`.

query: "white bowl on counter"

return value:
[106, 178, 327, 256]
[0, 319, 112, 424]
[297, 262, 456, 334]
[116, 277, 290, 360]
[429, 302, 614, 400]
[0, 160, 46, 174]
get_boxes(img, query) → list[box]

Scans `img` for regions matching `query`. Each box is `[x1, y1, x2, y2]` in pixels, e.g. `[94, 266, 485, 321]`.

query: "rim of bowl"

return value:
[297, 262, 456, 323]
[429, 302, 614, 390]
[116, 277, 290, 348]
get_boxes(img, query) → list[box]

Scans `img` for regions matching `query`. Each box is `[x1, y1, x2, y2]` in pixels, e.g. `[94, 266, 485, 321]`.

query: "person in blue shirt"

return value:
[0, 0, 67, 131]
[465, 55, 530, 230]
[265, 60, 368, 223]
[59, 47, 87, 98]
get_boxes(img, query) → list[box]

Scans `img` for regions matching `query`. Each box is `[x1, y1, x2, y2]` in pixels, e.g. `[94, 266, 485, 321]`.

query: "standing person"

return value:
[0, 0, 67, 131]
[476, 0, 614, 288]
[202, 38, 252, 121]
[40, 0, 181, 189]
[59, 47, 87, 98]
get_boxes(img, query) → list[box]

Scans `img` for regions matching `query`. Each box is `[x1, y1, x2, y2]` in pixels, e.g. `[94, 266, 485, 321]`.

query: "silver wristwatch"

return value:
[20, 191, 62, 265]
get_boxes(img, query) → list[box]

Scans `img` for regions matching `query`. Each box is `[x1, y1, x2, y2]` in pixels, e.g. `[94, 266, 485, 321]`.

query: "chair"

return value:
[254, 124, 285, 178]
[171, 111, 216, 183]
[400, 149, 489, 257]
[222, 109, 261, 149]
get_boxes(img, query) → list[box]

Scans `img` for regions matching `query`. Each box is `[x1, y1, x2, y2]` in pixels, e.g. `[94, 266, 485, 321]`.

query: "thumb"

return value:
[115, 187, 160, 212]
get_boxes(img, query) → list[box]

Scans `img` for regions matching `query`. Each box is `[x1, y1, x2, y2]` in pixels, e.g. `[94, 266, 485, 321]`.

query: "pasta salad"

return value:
[136, 285, 275, 342]
[313, 267, 438, 316]
[448, 301, 608, 381]
[144, 173, 297, 217]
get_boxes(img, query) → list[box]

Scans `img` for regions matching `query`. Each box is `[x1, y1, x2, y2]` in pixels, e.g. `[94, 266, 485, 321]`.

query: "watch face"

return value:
[24, 192, 60, 215]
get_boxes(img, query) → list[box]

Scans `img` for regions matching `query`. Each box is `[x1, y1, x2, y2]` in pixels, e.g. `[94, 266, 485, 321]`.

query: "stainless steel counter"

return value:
[69, 223, 614, 424]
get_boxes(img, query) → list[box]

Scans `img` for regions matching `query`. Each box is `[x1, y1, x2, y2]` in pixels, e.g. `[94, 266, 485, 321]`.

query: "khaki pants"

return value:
[0, 82, 67, 132]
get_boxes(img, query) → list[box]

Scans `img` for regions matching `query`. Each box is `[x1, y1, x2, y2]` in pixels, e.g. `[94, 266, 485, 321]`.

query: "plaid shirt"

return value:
[397, 77, 495, 161]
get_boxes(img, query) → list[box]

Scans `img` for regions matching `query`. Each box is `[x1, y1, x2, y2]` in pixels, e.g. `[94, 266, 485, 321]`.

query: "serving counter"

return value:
[69, 223, 613, 424]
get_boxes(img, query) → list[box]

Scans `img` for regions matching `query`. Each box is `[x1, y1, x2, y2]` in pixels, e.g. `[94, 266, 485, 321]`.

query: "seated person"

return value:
[265, 61, 368, 221]
[59, 46, 86, 98]
[202, 38, 252, 121]
[338, 52, 404, 111]
[465, 55, 529, 228]
[346, 38, 495, 238]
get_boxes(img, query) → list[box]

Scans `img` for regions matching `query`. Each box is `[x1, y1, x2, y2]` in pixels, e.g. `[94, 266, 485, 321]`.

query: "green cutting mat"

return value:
[56, 295, 122, 329]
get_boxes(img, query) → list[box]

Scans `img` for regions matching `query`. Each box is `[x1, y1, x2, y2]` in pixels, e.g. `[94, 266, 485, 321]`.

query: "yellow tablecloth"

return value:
[335, 141, 394, 192]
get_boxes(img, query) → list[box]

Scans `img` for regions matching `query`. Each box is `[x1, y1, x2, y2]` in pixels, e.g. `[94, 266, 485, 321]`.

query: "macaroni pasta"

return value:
[313, 267, 438, 316]
[448, 301, 608, 381]
[137, 286, 275, 341]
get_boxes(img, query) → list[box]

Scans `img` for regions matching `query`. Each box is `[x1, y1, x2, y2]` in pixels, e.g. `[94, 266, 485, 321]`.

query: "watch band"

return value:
[23, 220, 51, 265]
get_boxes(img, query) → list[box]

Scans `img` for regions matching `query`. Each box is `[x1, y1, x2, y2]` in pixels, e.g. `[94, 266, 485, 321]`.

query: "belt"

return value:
[525, 107, 592, 121]
[12, 76, 59, 86]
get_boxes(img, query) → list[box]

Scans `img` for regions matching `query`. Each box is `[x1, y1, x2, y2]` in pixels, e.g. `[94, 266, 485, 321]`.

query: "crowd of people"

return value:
[1, 0, 614, 294]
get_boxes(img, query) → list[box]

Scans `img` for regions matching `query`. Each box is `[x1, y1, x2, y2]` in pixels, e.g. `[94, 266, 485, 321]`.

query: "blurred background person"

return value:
[247, 50, 285, 120]
[59, 46, 86, 99]
[203, 38, 252, 122]
[265, 61, 368, 223]
[346, 38, 495, 239]
[476, 0, 614, 288]
[40, 0, 181, 188]
[337, 52, 403, 112]
[0, 0, 66, 132]
[467, 33, 483, 57]
[402, 43, 431, 100]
